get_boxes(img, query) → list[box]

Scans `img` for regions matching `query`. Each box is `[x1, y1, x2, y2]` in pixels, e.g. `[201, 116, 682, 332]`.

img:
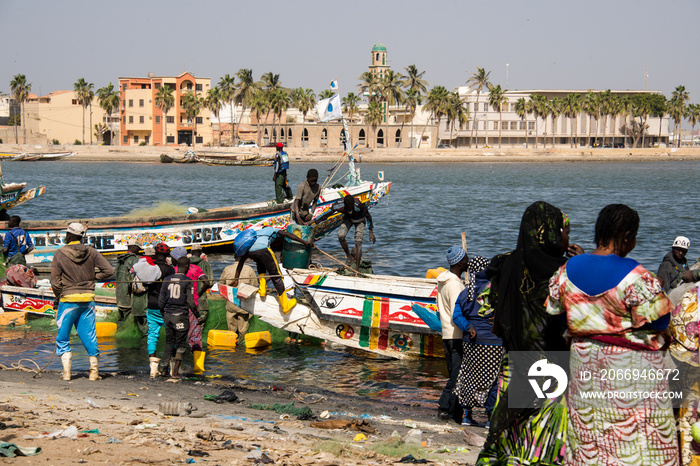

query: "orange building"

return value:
[118, 72, 212, 147]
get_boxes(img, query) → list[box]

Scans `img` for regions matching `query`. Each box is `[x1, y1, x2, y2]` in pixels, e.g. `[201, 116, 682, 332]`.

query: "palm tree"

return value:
[365, 101, 384, 148]
[634, 94, 653, 147]
[342, 92, 360, 122]
[357, 71, 380, 103]
[318, 89, 334, 100]
[550, 97, 563, 147]
[205, 86, 224, 146]
[9, 74, 31, 144]
[670, 85, 690, 147]
[74, 78, 94, 144]
[422, 85, 449, 148]
[514, 97, 530, 148]
[598, 90, 613, 146]
[530, 94, 548, 149]
[466, 67, 492, 147]
[581, 91, 597, 146]
[155, 85, 175, 146]
[403, 65, 428, 96]
[218, 74, 236, 146]
[268, 88, 289, 144]
[249, 90, 269, 146]
[488, 85, 508, 148]
[296, 88, 316, 123]
[235, 68, 259, 143]
[620, 96, 633, 148]
[562, 93, 582, 147]
[445, 92, 468, 148]
[96, 83, 120, 146]
[403, 89, 422, 148]
[380, 70, 405, 145]
[686, 103, 700, 147]
[180, 91, 203, 147]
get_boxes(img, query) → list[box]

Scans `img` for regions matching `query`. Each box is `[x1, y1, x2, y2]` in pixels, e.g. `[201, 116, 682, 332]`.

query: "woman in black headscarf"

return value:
[477, 201, 583, 465]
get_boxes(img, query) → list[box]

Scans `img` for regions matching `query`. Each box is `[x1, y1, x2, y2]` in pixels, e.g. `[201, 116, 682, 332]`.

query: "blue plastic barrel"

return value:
[281, 223, 314, 269]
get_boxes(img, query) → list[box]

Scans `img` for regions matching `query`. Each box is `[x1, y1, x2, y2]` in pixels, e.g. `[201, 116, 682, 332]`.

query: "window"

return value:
[122, 116, 125, 124]
[483, 103, 488, 112]
[122, 83, 127, 91]
[122, 100, 125, 109]
[502, 121, 509, 130]
[196, 117, 202, 124]
[493, 122, 499, 130]
[145, 135, 149, 144]
[155, 83, 161, 89]
[129, 116, 134, 123]
[359, 129, 366, 145]
[128, 99, 133, 107]
[196, 84, 202, 91]
[139, 116, 144, 123]
[520, 121, 526, 130]
[510, 121, 518, 130]
[195, 136, 203, 143]
[155, 116, 160, 124]
[139, 99, 144, 107]
[134, 135, 139, 143]
[528, 122, 535, 131]
[72, 99, 77, 105]
[167, 116, 174, 123]
[123, 135, 128, 143]
[167, 135, 175, 143]
[321, 129, 327, 145]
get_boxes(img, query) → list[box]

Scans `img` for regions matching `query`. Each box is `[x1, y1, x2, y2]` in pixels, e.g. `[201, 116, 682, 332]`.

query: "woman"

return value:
[547, 204, 678, 465]
[477, 201, 583, 465]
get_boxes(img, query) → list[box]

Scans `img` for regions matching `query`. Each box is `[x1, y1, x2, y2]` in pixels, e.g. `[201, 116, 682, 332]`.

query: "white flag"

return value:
[316, 94, 342, 122]
[330, 80, 339, 92]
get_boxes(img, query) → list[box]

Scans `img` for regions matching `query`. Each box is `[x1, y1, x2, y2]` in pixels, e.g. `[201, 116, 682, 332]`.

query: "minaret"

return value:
[369, 43, 389, 123]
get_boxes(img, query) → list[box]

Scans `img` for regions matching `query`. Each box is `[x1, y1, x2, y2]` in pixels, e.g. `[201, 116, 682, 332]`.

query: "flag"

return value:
[316, 94, 342, 122]
[330, 80, 339, 92]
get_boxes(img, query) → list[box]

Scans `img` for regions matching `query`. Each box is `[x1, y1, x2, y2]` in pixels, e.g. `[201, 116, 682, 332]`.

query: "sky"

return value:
[2, 0, 699, 103]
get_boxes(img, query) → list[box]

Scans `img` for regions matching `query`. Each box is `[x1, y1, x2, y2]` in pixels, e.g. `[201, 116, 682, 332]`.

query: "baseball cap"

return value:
[67, 222, 86, 236]
[191, 243, 202, 251]
[673, 236, 690, 250]
[143, 245, 155, 256]
[276, 142, 284, 148]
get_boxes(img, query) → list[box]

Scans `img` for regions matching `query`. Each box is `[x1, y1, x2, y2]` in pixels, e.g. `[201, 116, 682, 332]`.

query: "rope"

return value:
[312, 245, 367, 277]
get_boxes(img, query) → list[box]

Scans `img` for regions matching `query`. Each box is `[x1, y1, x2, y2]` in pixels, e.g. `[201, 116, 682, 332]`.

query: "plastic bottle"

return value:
[158, 401, 192, 416]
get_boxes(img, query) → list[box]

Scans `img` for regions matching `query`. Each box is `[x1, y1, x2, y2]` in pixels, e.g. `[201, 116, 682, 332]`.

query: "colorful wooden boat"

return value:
[5, 180, 391, 264]
[195, 153, 273, 167]
[0, 282, 117, 318]
[218, 268, 444, 360]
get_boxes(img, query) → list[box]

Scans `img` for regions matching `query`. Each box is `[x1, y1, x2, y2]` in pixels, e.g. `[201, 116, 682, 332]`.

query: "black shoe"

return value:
[437, 410, 451, 421]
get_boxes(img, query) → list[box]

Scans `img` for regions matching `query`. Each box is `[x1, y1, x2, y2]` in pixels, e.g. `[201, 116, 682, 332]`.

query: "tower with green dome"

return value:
[369, 42, 389, 81]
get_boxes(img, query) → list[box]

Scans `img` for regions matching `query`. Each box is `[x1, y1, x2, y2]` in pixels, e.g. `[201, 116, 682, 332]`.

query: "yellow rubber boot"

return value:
[258, 274, 267, 297]
[89, 356, 101, 381]
[193, 351, 205, 375]
[60, 352, 72, 381]
[278, 292, 297, 314]
[149, 357, 161, 379]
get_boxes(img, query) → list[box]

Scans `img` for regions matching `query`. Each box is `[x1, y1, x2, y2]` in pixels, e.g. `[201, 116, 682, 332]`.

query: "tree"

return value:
[380, 69, 405, 145]
[550, 97, 563, 147]
[181, 91, 203, 147]
[466, 67, 492, 147]
[318, 89, 334, 100]
[74, 78, 94, 145]
[249, 90, 269, 146]
[403, 65, 428, 149]
[687, 103, 700, 146]
[268, 88, 289, 143]
[422, 85, 449, 148]
[530, 93, 548, 148]
[10, 74, 31, 144]
[205, 86, 224, 146]
[514, 97, 531, 148]
[155, 85, 175, 146]
[342, 92, 360, 121]
[96, 83, 120, 146]
[631, 94, 652, 148]
[218, 74, 236, 146]
[445, 91, 468, 148]
[357, 71, 380, 103]
[562, 93, 582, 147]
[581, 91, 598, 146]
[488, 85, 508, 148]
[365, 101, 384, 148]
[235, 68, 259, 143]
[296, 88, 316, 123]
[260, 72, 283, 138]
[403, 89, 421, 148]
[670, 85, 689, 147]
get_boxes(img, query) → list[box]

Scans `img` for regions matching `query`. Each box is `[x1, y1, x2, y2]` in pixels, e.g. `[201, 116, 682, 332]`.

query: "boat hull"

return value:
[0, 283, 117, 318]
[3, 181, 391, 264]
[218, 267, 444, 359]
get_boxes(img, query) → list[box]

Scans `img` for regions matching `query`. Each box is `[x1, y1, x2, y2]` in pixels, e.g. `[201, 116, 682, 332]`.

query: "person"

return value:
[452, 256, 503, 427]
[657, 235, 700, 292]
[232, 226, 313, 314]
[189, 243, 213, 323]
[145, 242, 175, 377]
[115, 239, 148, 336]
[50, 222, 114, 382]
[477, 201, 583, 465]
[316, 194, 376, 271]
[436, 246, 470, 424]
[547, 204, 678, 465]
[171, 246, 210, 374]
[273, 142, 293, 203]
[291, 169, 320, 225]
[3, 215, 34, 266]
[219, 260, 257, 340]
[159, 256, 203, 378]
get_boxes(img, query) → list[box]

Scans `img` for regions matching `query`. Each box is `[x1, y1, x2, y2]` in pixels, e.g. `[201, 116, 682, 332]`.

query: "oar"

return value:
[312, 244, 366, 277]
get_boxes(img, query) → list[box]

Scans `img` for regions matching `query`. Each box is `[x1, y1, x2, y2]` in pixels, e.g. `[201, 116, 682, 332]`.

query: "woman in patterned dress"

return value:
[546, 204, 679, 465]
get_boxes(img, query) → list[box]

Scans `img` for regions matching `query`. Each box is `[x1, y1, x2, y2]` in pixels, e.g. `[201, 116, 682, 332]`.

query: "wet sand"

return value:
[0, 367, 484, 465]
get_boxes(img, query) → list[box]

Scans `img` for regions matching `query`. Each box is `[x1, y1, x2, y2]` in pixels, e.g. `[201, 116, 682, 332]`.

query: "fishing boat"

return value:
[0, 281, 117, 318]
[0, 162, 47, 210]
[218, 268, 444, 359]
[195, 153, 274, 167]
[159, 150, 197, 164]
[13, 151, 76, 161]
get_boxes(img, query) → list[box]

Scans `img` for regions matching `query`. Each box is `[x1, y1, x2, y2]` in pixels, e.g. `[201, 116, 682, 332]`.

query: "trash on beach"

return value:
[158, 401, 192, 416]
[353, 433, 367, 442]
[187, 449, 209, 457]
[319, 410, 330, 419]
[245, 449, 273, 464]
[196, 430, 226, 442]
[134, 423, 159, 430]
[309, 419, 376, 433]
[204, 390, 239, 404]
[27, 425, 79, 439]
[85, 397, 99, 408]
[397, 454, 431, 464]
[105, 437, 121, 444]
[80, 429, 99, 434]
[248, 401, 313, 419]
[0, 442, 42, 457]
[402, 428, 422, 445]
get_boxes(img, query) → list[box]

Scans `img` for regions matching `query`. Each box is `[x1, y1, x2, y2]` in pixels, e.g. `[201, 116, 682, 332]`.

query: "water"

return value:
[2, 159, 699, 407]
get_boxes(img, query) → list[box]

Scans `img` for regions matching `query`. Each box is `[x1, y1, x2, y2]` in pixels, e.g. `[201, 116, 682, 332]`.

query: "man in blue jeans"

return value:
[50, 222, 114, 381]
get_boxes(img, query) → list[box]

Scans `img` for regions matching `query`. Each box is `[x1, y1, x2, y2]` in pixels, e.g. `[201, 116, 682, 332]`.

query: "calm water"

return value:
[1, 159, 699, 406]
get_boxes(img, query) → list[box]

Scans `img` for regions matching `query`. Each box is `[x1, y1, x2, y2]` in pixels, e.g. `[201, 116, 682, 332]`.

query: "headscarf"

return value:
[488, 200, 568, 352]
[465, 256, 489, 302]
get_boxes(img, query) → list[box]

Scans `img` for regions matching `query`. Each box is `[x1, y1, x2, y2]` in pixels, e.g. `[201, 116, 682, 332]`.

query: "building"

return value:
[439, 88, 670, 148]
[118, 72, 212, 146]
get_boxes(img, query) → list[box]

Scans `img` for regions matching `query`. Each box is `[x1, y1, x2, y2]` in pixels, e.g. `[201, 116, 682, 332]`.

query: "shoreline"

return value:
[3, 143, 700, 164]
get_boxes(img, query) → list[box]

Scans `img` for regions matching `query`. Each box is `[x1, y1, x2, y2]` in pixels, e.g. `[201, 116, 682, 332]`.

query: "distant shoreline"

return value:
[3, 143, 700, 164]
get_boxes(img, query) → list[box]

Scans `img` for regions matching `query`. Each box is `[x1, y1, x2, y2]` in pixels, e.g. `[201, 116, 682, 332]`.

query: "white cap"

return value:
[67, 222, 86, 236]
[673, 236, 690, 250]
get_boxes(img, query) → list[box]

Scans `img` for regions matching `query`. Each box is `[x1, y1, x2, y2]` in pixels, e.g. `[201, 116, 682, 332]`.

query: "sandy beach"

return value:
[0, 365, 484, 465]
[3, 143, 700, 164]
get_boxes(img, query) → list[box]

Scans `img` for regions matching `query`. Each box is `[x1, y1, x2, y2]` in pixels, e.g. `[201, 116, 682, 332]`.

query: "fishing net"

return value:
[248, 401, 314, 418]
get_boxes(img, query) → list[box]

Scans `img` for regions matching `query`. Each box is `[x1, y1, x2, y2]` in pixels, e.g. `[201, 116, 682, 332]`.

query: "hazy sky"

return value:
[3, 0, 699, 102]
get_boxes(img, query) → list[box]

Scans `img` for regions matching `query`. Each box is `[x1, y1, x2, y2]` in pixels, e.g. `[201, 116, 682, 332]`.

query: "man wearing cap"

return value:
[115, 239, 148, 336]
[658, 236, 700, 292]
[50, 223, 114, 381]
[273, 142, 293, 203]
[292, 169, 320, 226]
[435, 246, 470, 424]
[171, 246, 210, 374]
[146, 242, 175, 377]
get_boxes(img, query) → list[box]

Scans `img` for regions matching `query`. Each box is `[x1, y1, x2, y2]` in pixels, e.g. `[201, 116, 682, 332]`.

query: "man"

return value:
[159, 256, 203, 378]
[3, 215, 34, 266]
[658, 235, 700, 291]
[292, 169, 320, 226]
[50, 222, 114, 381]
[189, 243, 213, 323]
[232, 226, 313, 314]
[316, 194, 376, 271]
[435, 246, 469, 424]
[273, 142, 293, 203]
[171, 246, 210, 374]
[115, 239, 148, 336]
[145, 242, 175, 377]
[219, 259, 257, 341]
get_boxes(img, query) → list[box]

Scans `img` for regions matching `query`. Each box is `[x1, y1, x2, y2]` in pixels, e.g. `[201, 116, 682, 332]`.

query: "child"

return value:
[158, 256, 203, 378]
